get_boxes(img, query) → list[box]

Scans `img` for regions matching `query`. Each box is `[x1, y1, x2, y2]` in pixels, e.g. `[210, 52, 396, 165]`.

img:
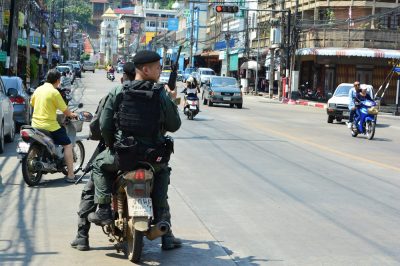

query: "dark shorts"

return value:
[51, 127, 71, 145]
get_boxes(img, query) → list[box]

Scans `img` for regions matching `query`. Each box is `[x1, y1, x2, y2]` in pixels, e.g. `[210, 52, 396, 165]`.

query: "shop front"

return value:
[296, 48, 400, 104]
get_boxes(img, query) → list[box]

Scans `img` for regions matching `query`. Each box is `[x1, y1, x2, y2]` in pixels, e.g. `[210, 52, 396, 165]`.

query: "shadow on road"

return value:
[0, 161, 57, 266]
[103, 239, 273, 266]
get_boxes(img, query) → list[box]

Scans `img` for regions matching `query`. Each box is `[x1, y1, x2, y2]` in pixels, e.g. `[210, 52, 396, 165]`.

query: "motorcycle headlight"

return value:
[368, 107, 379, 115]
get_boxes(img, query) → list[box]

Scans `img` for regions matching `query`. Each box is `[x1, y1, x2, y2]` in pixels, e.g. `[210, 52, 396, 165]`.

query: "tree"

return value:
[44, 0, 93, 27]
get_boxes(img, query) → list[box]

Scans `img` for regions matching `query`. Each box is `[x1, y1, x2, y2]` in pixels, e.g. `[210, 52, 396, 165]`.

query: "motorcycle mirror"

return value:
[78, 103, 84, 108]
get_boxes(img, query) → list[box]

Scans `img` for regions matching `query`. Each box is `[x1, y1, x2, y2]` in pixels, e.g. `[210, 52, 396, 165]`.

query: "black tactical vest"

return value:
[116, 81, 161, 139]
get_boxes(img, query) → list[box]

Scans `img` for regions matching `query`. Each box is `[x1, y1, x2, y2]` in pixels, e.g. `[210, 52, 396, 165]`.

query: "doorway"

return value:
[356, 70, 373, 84]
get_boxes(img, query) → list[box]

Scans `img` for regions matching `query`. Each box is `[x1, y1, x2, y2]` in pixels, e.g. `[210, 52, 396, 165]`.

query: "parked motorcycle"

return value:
[107, 72, 115, 82]
[350, 100, 378, 140]
[183, 94, 199, 120]
[17, 107, 93, 186]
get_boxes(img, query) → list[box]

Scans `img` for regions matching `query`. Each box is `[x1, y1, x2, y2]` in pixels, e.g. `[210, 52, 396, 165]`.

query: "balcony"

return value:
[298, 28, 400, 50]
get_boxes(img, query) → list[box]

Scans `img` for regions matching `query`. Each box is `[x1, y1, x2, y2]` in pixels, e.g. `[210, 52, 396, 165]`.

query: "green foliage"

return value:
[326, 9, 335, 24]
[80, 53, 90, 61]
[44, 0, 92, 26]
[30, 54, 39, 81]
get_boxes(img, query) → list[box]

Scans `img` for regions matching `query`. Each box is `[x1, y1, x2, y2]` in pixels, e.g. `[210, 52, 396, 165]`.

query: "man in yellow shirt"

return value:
[31, 69, 78, 182]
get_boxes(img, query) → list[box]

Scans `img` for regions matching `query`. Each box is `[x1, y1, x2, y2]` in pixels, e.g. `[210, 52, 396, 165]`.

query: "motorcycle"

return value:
[350, 99, 379, 140]
[107, 72, 115, 82]
[183, 94, 199, 120]
[17, 106, 93, 186]
[100, 139, 175, 263]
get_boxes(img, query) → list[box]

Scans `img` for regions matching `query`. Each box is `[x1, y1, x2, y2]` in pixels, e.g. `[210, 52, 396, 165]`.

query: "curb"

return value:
[281, 98, 327, 109]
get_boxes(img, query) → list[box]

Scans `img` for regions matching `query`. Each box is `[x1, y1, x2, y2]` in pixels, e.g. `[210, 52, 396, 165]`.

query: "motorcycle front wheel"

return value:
[62, 141, 85, 175]
[366, 121, 376, 140]
[22, 144, 44, 186]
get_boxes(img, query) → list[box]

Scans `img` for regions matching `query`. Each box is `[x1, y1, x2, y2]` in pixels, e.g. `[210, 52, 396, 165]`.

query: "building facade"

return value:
[100, 7, 119, 64]
[257, 0, 400, 103]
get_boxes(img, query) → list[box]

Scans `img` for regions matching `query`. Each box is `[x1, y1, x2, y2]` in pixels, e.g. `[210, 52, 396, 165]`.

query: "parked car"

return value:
[1, 76, 32, 128]
[159, 71, 171, 84]
[177, 70, 183, 81]
[66, 60, 82, 70]
[82, 61, 95, 73]
[196, 67, 216, 85]
[327, 83, 374, 123]
[183, 67, 196, 82]
[72, 63, 82, 78]
[202, 76, 243, 108]
[0, 76, 16, 153]
[116, 63, 124, 73]
[58, 63, 76, 82]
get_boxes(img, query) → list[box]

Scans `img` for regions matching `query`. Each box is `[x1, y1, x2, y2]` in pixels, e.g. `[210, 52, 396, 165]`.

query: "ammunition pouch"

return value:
[114, 136, 174, 171]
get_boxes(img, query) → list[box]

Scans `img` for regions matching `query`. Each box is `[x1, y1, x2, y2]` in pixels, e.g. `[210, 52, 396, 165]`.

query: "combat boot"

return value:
[161, 231, 182, 250]
[87, 204, 113, 226]
[70, 218, 90, 251]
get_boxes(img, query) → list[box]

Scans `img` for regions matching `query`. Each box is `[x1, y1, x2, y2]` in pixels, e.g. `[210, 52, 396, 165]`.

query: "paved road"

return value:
[1, 70, 400, 265]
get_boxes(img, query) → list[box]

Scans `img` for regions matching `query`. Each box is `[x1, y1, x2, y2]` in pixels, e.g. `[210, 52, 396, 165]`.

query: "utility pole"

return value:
[60, 0, 65, 62]
[47, 0, 55, 70]
[39, 9, 44, 79]
[255, 15, 260, 94]
[6, 0, 17, 74]
[289, 0, 299, 99]
[25, 2, 31, 88]
[225, 19, 231, 77]
[189, 4, 195, 68]
[268, 5, 276, 99]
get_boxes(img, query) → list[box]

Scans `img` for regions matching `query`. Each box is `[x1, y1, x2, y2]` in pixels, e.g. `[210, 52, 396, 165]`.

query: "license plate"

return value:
[223, 97, 231, 101]
[16, 142, 30, 153]
[343, 111, 349, 116]
[128, 197, 153, 217]
[189, 105, 197, 110]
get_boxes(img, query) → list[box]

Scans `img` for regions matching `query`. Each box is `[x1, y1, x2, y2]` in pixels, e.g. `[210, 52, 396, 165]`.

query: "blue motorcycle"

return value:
[351, 100, 379, 140]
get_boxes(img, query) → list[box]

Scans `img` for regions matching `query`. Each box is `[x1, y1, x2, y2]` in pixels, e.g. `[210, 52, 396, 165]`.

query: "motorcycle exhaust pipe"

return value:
[145, 221, 170, 240]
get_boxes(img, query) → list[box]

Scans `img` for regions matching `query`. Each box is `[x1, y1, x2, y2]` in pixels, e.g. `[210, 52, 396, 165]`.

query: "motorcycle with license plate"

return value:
[16, 104, 93, 186]
[183, 94, 199, 120]
[350, 99, 379, 140]
[100, 137, 174, 263]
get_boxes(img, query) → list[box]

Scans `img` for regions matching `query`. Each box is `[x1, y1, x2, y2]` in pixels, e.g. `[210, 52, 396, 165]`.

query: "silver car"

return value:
[1, 76, 32, 128]
[0, 76, 16, 153]
[202, 76, 243, 108]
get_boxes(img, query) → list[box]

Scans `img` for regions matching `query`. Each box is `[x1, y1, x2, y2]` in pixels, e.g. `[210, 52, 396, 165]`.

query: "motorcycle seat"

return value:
[36, 128, 52, 137]
[21, 125, 52, 137]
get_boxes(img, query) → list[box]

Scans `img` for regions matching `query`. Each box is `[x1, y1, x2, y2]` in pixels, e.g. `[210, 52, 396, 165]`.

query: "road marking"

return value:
[245, 119, 400, 173]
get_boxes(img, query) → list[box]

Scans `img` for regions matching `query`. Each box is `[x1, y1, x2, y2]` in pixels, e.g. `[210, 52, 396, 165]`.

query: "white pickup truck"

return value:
[327, 83, 374, 123]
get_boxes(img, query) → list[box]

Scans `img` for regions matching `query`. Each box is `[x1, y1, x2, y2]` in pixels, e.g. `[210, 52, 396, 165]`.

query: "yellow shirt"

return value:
[30, 82, 68, 131]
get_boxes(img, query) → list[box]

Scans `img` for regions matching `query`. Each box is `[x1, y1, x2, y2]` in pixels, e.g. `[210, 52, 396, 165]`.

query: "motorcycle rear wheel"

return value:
[22, 144, 44, 186]
[366, 121, 376, 140]
[62, 141, 85, 175]
[127, 220, 144, 262]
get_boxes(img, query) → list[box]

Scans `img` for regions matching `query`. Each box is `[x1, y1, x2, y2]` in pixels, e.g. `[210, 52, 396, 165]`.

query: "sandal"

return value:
[65, 176, 77, 183]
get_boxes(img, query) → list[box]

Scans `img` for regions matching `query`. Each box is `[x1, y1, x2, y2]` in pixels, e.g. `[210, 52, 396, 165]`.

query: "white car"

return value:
[159, 71, 170, 84]
[327, 83, 374, 123]
[196, 67, 216, 85]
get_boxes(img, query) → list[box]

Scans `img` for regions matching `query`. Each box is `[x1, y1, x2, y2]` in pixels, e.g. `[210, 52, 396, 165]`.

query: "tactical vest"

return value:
[115, 82, 161, 139]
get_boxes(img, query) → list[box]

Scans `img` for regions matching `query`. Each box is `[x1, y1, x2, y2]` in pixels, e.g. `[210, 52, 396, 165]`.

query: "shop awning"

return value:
[296, 47, 400, 59]
[240, 60, 261, 70]
[200, 51, 220, 57]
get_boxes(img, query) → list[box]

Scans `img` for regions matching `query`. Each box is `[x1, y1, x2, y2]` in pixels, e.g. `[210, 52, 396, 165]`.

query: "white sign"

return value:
[69, 43, 78, 48]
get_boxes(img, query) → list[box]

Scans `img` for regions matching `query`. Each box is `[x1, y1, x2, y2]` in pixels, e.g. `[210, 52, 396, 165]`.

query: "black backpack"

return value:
[89, 94, 109, 141]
